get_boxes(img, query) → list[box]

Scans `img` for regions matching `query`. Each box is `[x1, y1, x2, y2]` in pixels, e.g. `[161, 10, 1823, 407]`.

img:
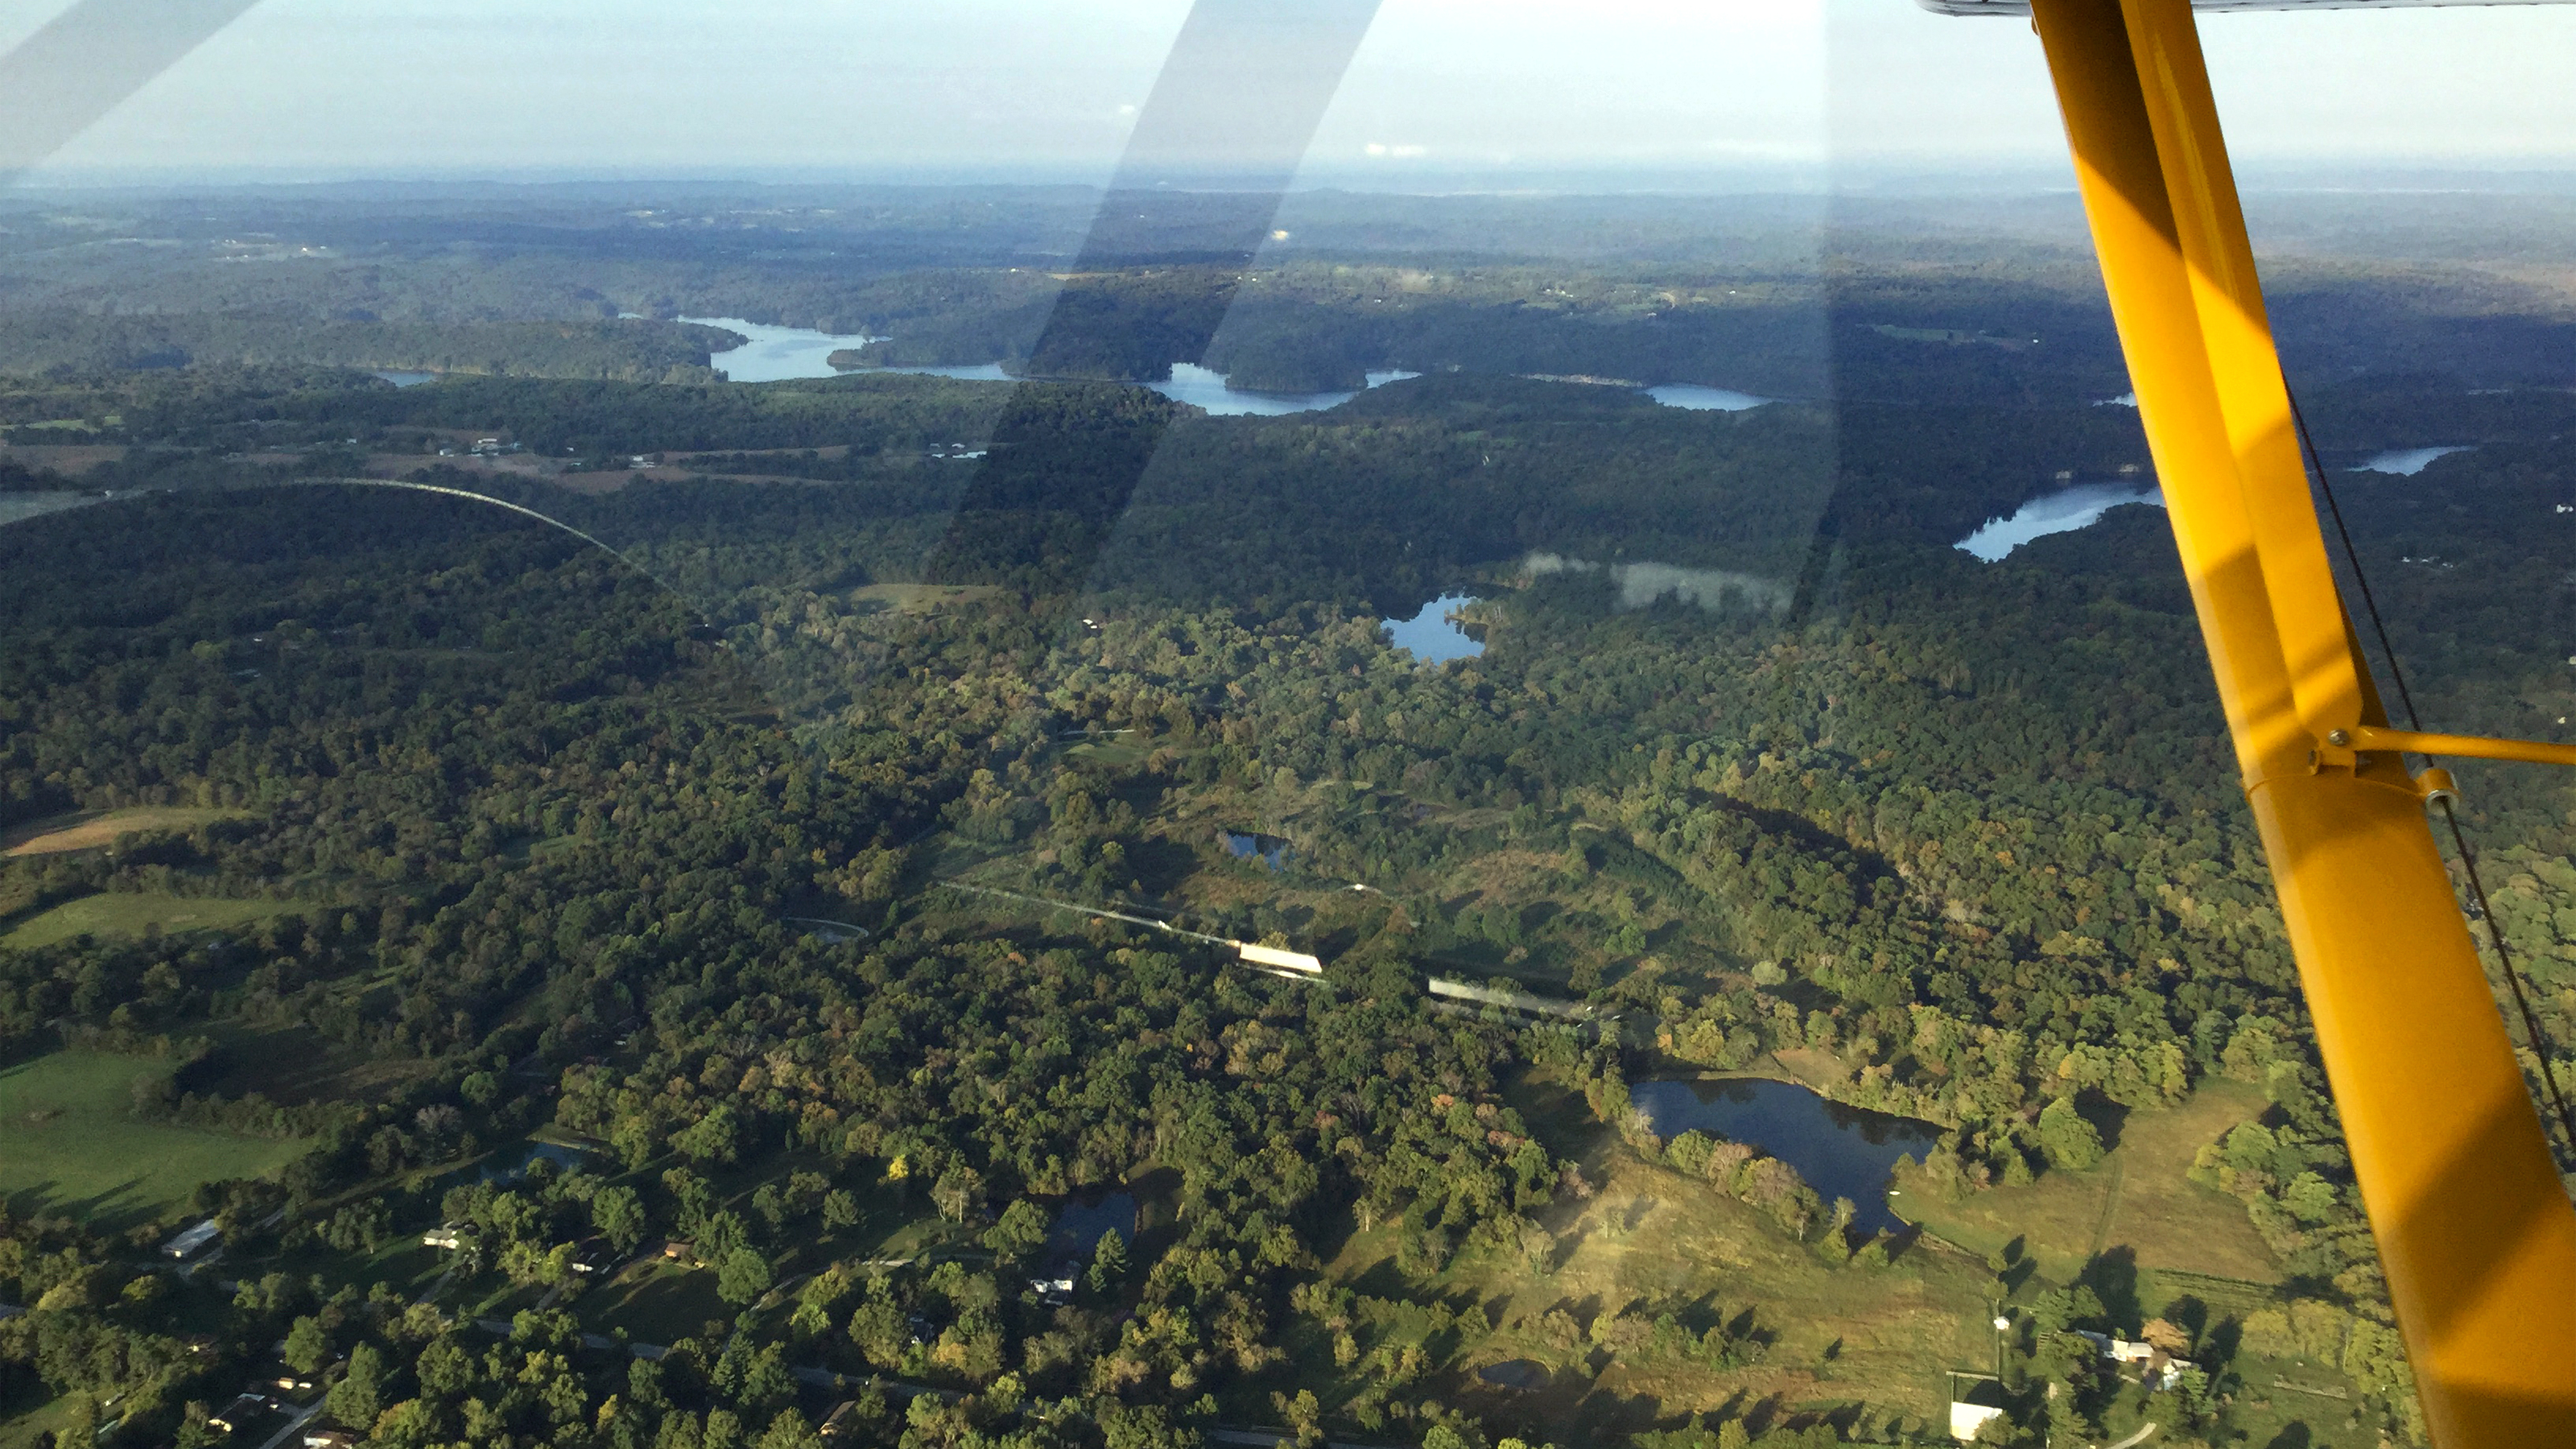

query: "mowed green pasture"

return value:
[1, 890, 293, 949]
[0, 1051, 308, 1225]
[1278, 1070, 2000, 1444]
[1890, 1080, 2279, 1285]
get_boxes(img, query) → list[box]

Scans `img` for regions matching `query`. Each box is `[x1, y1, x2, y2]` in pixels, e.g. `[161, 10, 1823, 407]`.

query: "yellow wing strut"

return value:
[2025, 0, 2576, 1441]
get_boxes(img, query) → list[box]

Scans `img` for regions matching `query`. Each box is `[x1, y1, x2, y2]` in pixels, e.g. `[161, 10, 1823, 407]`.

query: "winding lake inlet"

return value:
[1633, 1077, 1941, 1235]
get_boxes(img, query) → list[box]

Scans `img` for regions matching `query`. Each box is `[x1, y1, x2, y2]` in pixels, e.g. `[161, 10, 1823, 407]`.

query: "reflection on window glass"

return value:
[0, 5, 2567, 1448]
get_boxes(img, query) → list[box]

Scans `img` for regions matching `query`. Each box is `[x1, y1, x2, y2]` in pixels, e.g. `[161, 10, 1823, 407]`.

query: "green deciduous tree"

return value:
[717, 1247, 774, 1307]
[327, 1342, 386, 1429]
[283, 1315, 332, 1374]
[2037, 1097, 2105, 1172]
[980, 1199, 1047, 1262]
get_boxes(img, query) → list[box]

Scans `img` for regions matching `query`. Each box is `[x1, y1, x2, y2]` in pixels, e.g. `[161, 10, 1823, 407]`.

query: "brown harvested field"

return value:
[551, 468, 663, 493]
[382, 454, 557, 481]
[2, 807, 246, 857]
[0, 444, 126, 474]
[666, 444, 852, 462]
[1890, 1080, 2279, 1285]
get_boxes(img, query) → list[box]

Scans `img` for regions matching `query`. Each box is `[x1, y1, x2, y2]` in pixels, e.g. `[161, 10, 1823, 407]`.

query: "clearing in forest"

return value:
[1293, 1071, 1997, 1443]
[1, 891, 293, 949]
[0, 1051, 308, 1227]
[1, 806, 246, 857]
[1889, 1080, 2280, 1285]
[848, 582, 1001, 613]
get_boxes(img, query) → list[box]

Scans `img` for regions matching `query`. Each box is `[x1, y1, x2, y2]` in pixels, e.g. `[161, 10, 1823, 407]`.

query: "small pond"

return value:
[1632, 1077, 1941, 1235]
[2355, 445, 2473, 476]
[372, 369, 438, 387]
[482, 1141, 590, 1184]
[1220, 830, 1291, 870]
[1645, 384, 1768, 411]
[1048, 1191, 1136, 1265]
[1477, 1359, 1549, 1390]
[1382, 593, 1484, 663]
[1955, 481, 2163, 562]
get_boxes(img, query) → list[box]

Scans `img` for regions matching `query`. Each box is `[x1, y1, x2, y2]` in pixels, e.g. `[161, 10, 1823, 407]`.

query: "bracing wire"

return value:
[2287, 390, 2576, 1162]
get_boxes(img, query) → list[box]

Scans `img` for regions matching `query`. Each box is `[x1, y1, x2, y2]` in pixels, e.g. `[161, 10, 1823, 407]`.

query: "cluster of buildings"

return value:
[1946, 1331, 2202, 1442]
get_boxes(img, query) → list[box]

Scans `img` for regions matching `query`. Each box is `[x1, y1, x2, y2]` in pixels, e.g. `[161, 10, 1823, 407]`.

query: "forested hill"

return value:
[0, 353, 2565, 1448]
[0, 175, 2573, 1447]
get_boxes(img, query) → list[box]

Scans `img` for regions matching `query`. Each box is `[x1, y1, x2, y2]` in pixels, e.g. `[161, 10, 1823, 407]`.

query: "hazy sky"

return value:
[9, 0, 2576, 183]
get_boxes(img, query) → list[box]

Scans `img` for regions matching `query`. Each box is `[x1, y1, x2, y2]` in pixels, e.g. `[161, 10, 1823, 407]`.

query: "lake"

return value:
[0, 492, 105, 530]
[1631, 1077, 1941, 1235]
[1955, 481, 2163, 562]
[1142, 362, 1421, 415]
[1383, 593, 1484, 663]
[2355, 445, 2473, 476]
[1645, 384, 1768, 411]
[696, 316, 1421, 412]
[690, 320, 1769, 419]
[683, 316, 884, 382]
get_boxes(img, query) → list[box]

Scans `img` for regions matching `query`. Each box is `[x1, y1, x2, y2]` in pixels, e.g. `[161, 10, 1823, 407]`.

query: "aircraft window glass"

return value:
[0, 6, 2566, 1448]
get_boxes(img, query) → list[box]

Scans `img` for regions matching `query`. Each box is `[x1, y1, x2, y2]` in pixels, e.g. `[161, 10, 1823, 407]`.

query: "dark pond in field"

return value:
[482, 1141, 590, 1184]
[1632, 1077, 1940, 1235]
[1048, 1192, 1136, 1264]
[1477, 1359, 1549, 1390]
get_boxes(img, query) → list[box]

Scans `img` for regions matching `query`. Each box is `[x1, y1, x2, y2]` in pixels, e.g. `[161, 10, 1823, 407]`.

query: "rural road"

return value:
[2103, 1423, 2159, 1449]
[1212, 1429, 1404, 1449]
[249, 1402, 317, 1449]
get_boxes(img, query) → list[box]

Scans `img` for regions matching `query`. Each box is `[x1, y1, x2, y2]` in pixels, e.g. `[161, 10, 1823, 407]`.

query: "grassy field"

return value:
[0, 1394, 81, 1449]
[1889, 1080, 2279, 1286]
[0, 890, 294, 949]
[1278, 1070, 1997, 1444]
[195, 1021, 439, 1106]
[0, 1051, 309, 1227]
[848, 582, 1002, 614]
[581, 1259, 736, 1346]
[0, 806, 246, 857]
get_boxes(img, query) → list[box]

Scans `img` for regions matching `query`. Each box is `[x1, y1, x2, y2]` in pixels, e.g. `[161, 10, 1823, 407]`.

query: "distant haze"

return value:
[5, 0, 2576, 184]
